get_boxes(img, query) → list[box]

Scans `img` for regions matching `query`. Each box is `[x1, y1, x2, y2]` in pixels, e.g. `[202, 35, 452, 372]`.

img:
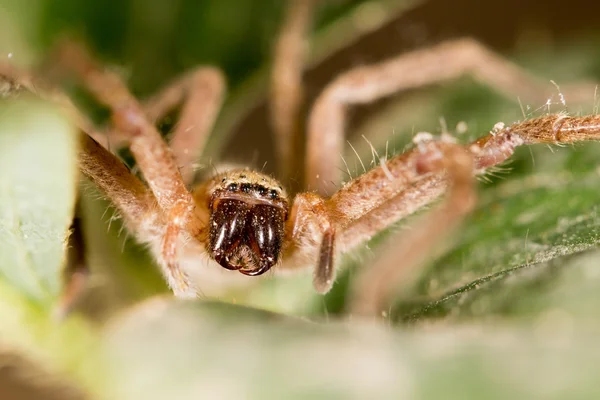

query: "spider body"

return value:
[3, 0, 600, 317]
[205, 169, 289, 276]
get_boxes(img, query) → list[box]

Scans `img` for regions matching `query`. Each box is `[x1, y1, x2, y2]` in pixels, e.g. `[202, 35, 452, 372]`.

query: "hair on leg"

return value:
[79, 133, 154, 225]
[144, 67, 225, 185]
[284, 192, 337, 293]
[52, 40, 209, 296]
[306, 38, 597, 195]
[348, 141, 475, 317]
[339, 113, 600, 316]
[80, 133, 196, 296]
[54, 199, 90, 319]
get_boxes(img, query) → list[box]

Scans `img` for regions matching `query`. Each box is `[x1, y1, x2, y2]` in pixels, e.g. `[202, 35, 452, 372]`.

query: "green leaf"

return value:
[104, 298, 600, 400]
[0, 97, 77, 304]
[0, 278, 106, 398]
[0, 97, 107, 397]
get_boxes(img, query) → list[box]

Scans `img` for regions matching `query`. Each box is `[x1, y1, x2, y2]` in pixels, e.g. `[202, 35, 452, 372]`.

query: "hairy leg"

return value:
[65, 67, 225, 168]
[348, 141, 475, 317]
[2, 62, 160, 229]
[339, 175, 446, 251]
[284, 192, 337, 293]
[333, 114, 600, 251]
[79, 134, 155, 228]
[53, 41, 206, 297]
[54, 199, 90, 319]
[270, 0, 316, 181]
[471, 114, 600, 168]
[306, 38, 597, 195]
[326, 113, 600, 315]
[144, 67, 225, 185]
[326, 136, 452, 241]
[282, 113, 600, 299]
[80, 132, 200, 297]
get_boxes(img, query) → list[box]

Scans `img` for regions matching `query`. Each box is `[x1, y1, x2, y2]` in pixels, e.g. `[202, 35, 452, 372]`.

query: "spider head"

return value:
[207, 171, 288, 276]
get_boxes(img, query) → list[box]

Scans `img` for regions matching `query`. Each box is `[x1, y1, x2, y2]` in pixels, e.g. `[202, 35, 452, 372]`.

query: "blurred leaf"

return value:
[104, 297, 600, 400]
[0, 278, 105, 398]
[0, 97, 106, 397]
[0, 97, 77, 304]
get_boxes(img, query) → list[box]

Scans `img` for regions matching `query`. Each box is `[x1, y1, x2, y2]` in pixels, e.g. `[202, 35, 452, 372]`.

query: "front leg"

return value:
[80, 133, 198, 297]
[144, 67, 225, 185]
[2, 54, 202, 298]
[50, 41, 208, 297]
[285, 193, 337, 294]
[347, 140, 475, 317]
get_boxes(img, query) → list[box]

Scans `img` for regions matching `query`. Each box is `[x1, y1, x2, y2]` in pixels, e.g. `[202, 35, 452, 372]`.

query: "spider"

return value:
[3, 0, 600, 317]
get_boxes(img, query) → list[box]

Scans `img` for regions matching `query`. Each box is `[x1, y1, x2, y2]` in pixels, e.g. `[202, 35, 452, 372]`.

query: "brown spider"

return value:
[3, 0, 600, 317]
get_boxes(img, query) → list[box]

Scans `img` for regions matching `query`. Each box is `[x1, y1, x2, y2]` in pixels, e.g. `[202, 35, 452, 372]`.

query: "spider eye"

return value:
[256, 185, 268, 196]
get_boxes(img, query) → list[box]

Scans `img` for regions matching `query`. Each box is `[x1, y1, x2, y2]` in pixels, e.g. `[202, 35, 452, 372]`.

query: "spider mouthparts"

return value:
[239, 267, 266, 276]
[213, 250, 273, 276]
[239, 260, 273, 276]
[209, 198, 285, 277]
[214, 255, 243, 271]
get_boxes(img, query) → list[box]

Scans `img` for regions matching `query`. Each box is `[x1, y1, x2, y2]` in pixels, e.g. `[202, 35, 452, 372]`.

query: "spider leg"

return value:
[58, 66, 225, 174]
[327, 138, 457, 250]
[331, 113, 600, 316]
[306, 38, 596, 195]
[143, 67, 225, 185]
[284, 192, 337, 293]
[79, 116, 200, 297]
[270, 0, 316, 181]
[0, 61, 194, 298]
[52, 40, 207, 297]
[54, 199, 90, 319]
[471, 113, 600, 169]
[338, 174, 446, 251]
[75, 116, 155, 230]
[347, 141, 475, 317]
